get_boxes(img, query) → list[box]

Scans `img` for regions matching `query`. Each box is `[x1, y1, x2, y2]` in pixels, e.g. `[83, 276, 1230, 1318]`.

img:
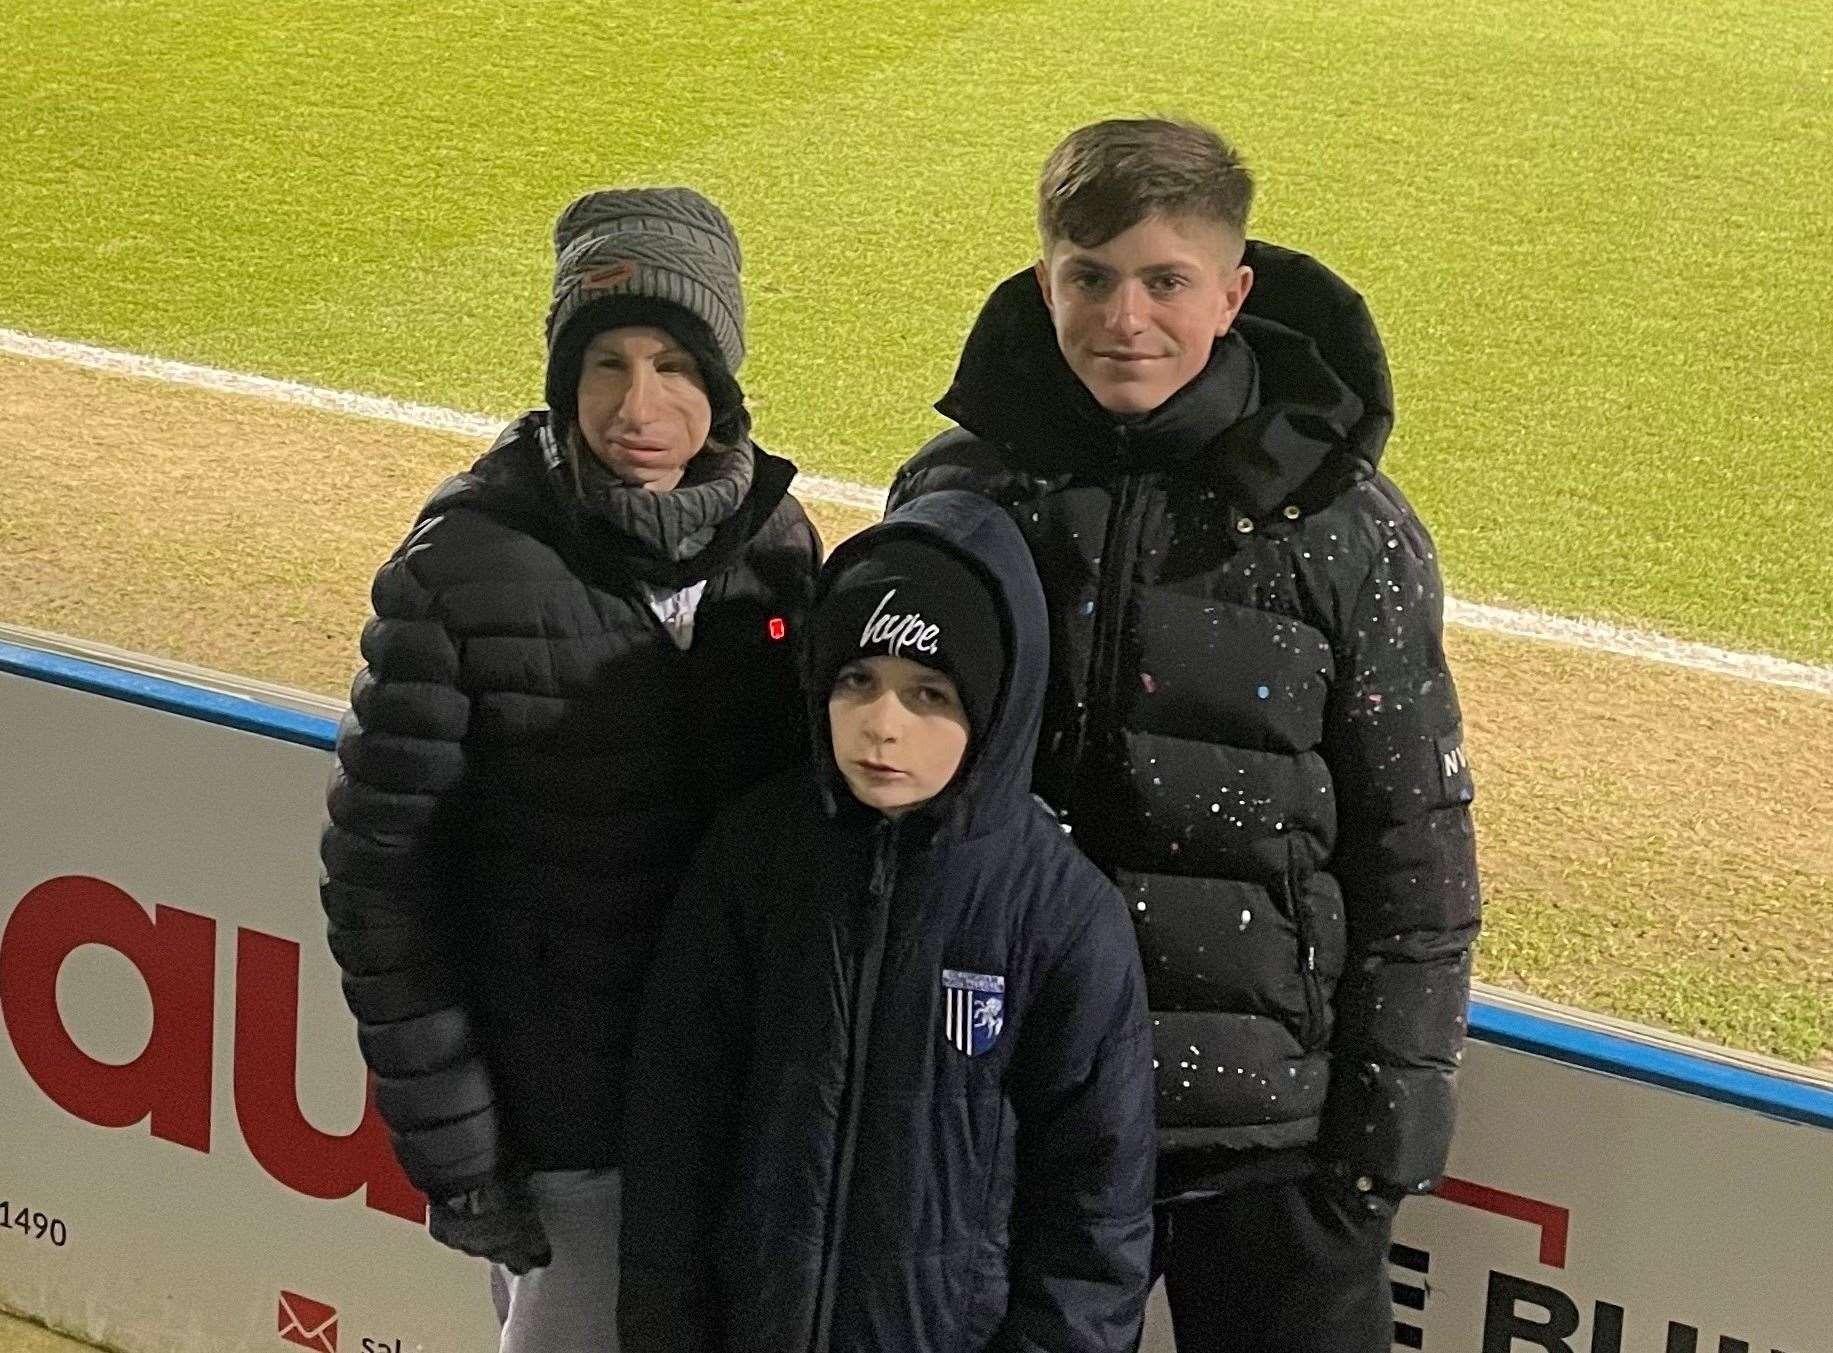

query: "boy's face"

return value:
[575, 326, 712, 492]
[828, 656, 971, 817]
[1036, 214, 1254, 415]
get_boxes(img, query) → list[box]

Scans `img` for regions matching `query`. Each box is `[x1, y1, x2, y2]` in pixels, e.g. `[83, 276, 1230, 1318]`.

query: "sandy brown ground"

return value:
[0, 1313, 85, 1353]
[2, 353, 1828, 1067]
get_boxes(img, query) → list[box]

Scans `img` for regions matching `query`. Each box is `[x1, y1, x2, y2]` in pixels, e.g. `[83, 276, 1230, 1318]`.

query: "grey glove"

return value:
[428, 1177, 553, 1275]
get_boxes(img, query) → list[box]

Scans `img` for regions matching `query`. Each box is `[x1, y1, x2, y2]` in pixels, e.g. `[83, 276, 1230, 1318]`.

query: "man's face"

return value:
[575, 326, 712, 492]
[827, 656, 970, 817]
[1036, 214, 1254, 415]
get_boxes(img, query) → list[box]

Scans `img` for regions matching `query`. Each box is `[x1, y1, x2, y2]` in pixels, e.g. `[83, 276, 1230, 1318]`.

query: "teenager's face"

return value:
[575, 326, 712, 492]
[1036, 214, 1254, 415]
[828, 656, 971, 817]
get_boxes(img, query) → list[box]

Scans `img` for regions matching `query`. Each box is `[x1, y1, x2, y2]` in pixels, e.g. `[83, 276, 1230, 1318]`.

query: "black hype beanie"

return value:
[809, 539, 1005, 738]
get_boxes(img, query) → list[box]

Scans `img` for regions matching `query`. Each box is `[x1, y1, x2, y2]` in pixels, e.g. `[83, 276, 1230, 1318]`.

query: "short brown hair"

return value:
[1037, 118, 1254, 253]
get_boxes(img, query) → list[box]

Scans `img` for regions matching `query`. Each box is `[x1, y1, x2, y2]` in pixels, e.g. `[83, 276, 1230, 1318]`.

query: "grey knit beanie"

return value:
[545, 186, 745, 369]
[543, 187, 748, 445]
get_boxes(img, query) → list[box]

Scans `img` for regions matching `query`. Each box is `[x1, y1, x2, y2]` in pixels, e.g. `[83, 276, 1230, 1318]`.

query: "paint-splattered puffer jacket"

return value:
[889, 242, 1482, 1199]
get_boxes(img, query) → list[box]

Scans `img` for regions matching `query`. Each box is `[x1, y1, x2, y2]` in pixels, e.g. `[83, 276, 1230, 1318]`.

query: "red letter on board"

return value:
[0, 874, 215, 1151]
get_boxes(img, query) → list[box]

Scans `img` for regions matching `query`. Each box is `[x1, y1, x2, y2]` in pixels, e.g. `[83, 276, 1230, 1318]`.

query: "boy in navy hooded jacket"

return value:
[619, 491, 1155, 1353]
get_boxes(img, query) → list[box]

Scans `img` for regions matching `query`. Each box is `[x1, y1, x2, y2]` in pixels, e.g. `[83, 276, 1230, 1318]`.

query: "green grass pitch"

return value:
[4, 0, 1829, 663]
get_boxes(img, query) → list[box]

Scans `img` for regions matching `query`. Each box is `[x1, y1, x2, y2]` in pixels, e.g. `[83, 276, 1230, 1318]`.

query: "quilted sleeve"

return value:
[319, 522, 500, 1199]
[1315, 491, 1482, 1194]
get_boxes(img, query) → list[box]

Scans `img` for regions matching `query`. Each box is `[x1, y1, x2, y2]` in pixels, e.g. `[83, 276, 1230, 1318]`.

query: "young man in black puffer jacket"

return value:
[619, 491, 1155, 1353]
[890, 120, 1482, 1351]
[319, 186, 818, 1351]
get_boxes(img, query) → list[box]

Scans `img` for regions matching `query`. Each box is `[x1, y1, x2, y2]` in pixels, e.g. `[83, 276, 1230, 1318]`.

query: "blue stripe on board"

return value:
[0, 639, 338, 750]
[1467, 1001, 1833, 1131]
[2, 636, 1830, 1128]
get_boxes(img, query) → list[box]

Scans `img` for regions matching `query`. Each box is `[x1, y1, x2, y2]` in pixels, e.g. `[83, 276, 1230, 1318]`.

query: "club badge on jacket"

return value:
[942, 969, 1005, 1056]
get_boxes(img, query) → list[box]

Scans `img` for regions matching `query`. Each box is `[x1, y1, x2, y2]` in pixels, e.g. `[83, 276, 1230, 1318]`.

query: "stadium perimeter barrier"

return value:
[1, 626, 1829, 1353]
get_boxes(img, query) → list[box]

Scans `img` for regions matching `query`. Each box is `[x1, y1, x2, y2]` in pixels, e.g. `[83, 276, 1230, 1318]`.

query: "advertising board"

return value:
[2, 634, 1828, 1352]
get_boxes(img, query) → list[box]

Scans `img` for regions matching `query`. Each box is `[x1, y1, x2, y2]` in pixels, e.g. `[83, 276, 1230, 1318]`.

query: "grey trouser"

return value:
[489, 1168, 622, 1353]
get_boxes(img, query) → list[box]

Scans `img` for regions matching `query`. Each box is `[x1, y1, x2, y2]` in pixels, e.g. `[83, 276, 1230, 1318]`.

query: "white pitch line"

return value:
[5, 327, 1829, 696]
[1445, 601, 1831, 697]
[0, 328, 887, 514]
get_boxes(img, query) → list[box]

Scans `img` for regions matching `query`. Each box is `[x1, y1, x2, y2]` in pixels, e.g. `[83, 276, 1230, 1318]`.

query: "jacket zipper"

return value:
[808, 820, 898, 1353]
[1080, 460, 1148, 773]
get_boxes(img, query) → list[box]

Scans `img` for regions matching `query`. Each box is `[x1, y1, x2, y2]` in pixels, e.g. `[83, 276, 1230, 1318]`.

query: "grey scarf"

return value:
[543, 422, 756, 564]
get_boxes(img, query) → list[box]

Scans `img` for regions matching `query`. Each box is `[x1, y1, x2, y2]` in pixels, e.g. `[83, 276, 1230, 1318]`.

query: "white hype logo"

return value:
[860, 588, 940, 658]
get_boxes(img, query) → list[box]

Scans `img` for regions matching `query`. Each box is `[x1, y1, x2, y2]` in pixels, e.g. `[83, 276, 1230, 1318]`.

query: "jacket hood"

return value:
[935, 241, 1394, 518]
[419, 411, 796, 588]
[808, 490, 1049, 843]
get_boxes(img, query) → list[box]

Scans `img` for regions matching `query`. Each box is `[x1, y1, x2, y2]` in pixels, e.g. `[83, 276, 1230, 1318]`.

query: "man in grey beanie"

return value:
[320, 185, 821, 1353]
[544, 186, 749, 450]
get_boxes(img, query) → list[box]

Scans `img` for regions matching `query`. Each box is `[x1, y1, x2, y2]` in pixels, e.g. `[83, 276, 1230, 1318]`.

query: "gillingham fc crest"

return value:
[942, 969, 1005, 1056]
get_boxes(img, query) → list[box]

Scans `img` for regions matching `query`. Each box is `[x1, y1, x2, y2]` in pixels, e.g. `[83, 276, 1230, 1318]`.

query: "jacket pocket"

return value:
[960, 1241, 1010, 1351]
[1284, 850, 1325, 1050]
[960, 1095, 1013, 1348]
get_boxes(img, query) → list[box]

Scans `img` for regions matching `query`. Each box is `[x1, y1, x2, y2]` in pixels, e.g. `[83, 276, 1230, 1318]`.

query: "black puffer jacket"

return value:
[319, 412, 818, 1198]
[619, 492, 1155, 1353]
[889, 245, 1481, 1197]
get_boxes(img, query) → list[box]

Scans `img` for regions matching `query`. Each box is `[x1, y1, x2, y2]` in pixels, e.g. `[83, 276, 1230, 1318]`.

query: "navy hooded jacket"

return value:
[618, 491, 1156, 1353]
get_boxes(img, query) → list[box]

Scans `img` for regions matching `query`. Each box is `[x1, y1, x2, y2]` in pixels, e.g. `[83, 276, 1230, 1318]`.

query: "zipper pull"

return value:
[868, 820, 899, 902]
